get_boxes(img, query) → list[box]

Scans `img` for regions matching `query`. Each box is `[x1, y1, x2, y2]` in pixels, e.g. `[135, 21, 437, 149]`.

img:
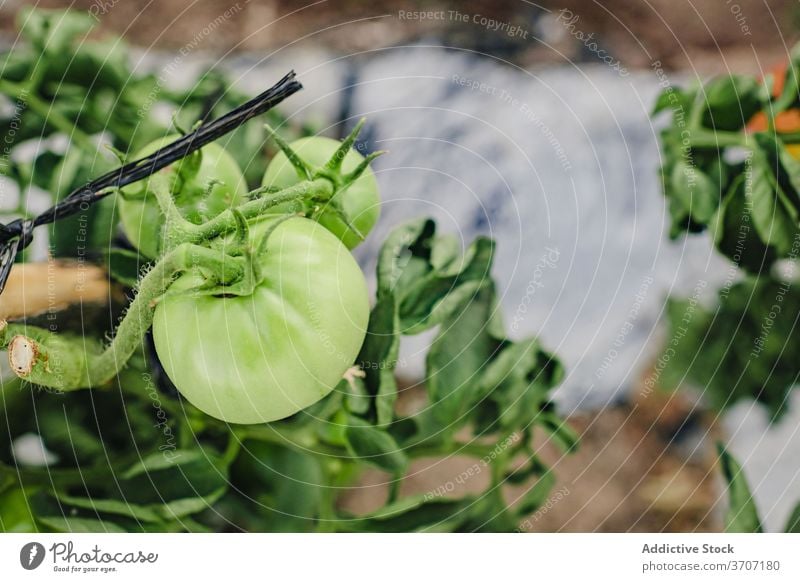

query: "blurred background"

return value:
[2, 0, 799, 531]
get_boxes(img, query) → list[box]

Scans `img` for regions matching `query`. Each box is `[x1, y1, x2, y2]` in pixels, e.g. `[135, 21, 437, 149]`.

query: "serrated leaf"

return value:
[426, 283, 501, 425]
[399, 237, 494, 333]
[359, 220, 498, 425]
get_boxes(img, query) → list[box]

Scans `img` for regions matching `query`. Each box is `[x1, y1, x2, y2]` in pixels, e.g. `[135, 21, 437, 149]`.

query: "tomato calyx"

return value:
[155, 211, 299, 302]
[263, 119, 385, 243]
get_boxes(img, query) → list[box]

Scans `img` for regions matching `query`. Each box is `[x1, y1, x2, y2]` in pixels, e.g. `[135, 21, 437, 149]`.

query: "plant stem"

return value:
[161, 179, 335, 250]
[1, 244, 244, 390]
[688, 128, 800, 150]
[688, 130, 751, 149]
[688, 90, 706, 130]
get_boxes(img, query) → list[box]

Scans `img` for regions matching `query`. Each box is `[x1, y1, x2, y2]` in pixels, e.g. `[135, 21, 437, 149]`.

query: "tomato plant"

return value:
[0, 7, 297, 262]
[654, 50, 800, 266]
[0, 8, 574, 534]
[153, 216, 370, 424]
[119, 136, 248, 259]
[262, 126, 381, 249]
[654, 46, 800, 418]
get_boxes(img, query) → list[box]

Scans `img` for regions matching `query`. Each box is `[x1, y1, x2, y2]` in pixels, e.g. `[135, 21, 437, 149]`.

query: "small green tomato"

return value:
[119, 136, 248, 258]
[262, 136, 380, 249]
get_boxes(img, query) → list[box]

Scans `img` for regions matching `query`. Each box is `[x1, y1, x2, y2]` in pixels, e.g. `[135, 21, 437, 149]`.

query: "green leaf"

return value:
[539, 412, 579, 453]
[785, 500, 800, 533]
[777, 139, 800, 205]
[358, 219, 498, 425]
[426, 283, 501, 426]
[37, 516, 127, 533]
[505, 453, 548, 485]
[231, 441, 325, 532]
[661, 278, 800, 419]
[399, 238, 494, 334]
[357, 295, 400, 425]
[34, 447, 232, 529]
[652, 89, 675, 115]
[652, 86, 696, 116]
[36, 405, 105, 464]
[711, 176, 776, 272]
[515, 469, 557, 516]
[702, 75, 762, 131]
[106, 247, 148, 287]
[17, 8, 94, 54]
[670, 160, 718, 223]
[122, 449, 208, 479]
[118, 449, 230, 520]
[344, 415, 408, 474]
[748, 151, 798, 256]
[342, 495, 474, 532]
[718, 445, 763, 533]
[475, 339, 563, 430]
[0, 487, 37, 533]
[376, 218, 435, 298]
[53, 493, 161, 523]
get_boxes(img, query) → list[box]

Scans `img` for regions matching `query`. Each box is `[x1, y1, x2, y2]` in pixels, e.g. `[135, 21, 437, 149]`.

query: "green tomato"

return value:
[152, 216, 370, 424]
[119, 136, 248, 258]
[262, 136, 380, 249]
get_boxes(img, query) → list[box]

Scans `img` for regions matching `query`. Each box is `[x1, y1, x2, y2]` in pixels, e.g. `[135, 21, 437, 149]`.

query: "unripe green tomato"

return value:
[152, 216, 370, 424]
[119, 136, 248, 258]
[262, 136, 380, 249]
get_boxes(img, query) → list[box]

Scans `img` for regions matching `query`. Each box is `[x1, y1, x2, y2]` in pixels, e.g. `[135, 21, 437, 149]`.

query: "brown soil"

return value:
[1, 0, 797, 73]
[339, 386, 726, 532]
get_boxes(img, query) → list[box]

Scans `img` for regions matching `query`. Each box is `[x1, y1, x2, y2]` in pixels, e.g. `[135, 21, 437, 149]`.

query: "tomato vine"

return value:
[0, 8, 574, 533]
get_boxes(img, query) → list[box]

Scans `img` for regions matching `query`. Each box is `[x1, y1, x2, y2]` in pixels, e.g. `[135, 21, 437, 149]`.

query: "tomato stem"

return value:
[159, 178, 334, 250]
[0, 243, 245, 391]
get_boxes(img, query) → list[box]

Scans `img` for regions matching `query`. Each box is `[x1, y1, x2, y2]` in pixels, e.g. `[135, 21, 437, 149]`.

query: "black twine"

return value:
[0, 71, 302, 296]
